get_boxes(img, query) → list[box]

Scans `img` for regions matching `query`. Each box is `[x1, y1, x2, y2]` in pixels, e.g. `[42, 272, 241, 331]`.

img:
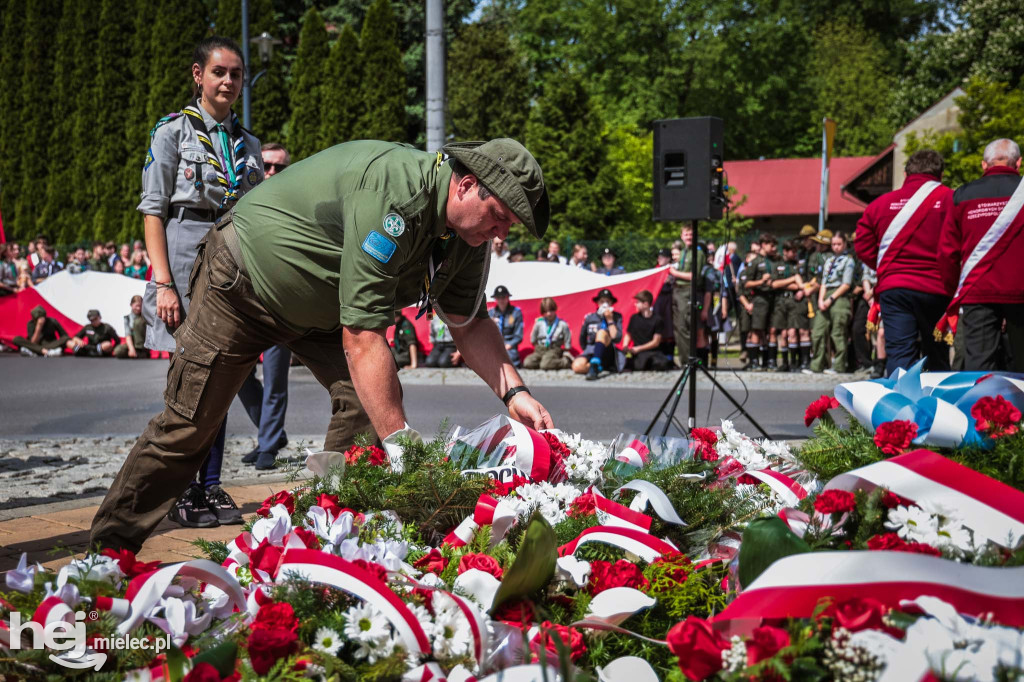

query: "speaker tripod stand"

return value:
[644, 223, 770, 439]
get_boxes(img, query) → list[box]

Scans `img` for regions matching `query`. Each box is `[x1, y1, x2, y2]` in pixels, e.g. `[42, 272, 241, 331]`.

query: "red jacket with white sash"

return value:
[937, 166, 1024, 305]
[855, 173, 952, 296]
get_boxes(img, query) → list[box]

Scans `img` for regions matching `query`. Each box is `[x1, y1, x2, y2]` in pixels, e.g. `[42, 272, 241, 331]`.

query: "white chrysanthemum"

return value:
[431, 604, 473, 658]
[343, 603, 390, 645]
[313, 626, 343, 656]
[759, 438, 793, 460]
[886, 505, 938, 541]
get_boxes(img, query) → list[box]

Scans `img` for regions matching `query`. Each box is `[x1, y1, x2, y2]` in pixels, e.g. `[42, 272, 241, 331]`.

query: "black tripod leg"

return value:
[644, 366, 688, 436]
[697, 364, 771, 439]
[661, 365, 690, 437]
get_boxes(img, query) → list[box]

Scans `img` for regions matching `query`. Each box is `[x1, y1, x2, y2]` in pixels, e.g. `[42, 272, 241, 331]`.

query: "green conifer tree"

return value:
[70, 3, 100, 242]
[447, 22, 530, 141]
[93, 0, 137, 241]
[0, 0, 25, 238]
[357, 0, 405, 142]
[145, 0, 210, 126]
[321, 24, 363, 148]
[40, 1, 83, 243]
[17, 0, 62, 236]
[121, 0, 159, 241]
[525, 69, 622, 243]
[288, 8, 330, 160]
[249, 0, 289, 143]
[216, 0, 243, 42]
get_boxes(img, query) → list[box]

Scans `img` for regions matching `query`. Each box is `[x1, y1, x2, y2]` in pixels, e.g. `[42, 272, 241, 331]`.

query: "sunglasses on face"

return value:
[265, 163, 288, 173]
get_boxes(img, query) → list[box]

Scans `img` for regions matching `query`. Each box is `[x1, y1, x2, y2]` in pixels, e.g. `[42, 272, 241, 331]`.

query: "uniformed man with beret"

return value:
[91, 138, 554, 552]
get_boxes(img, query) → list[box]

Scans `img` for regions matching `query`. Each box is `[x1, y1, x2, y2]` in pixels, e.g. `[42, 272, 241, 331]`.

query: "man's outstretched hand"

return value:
[508, 392, 554, 431]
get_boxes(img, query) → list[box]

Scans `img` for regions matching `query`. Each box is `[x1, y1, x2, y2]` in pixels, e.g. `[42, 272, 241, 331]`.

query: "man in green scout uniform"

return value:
[87, 242, 113, 273]
[743, 233, 778, 371]
[770, 240, 804, 372]
[669, 223, 703, 366]
[801, 229, 831, 373]
[91, 138, 554, 553]
[793, 225, 818, 370]
[13, 306, 70, 357]
[114, 295, 149, 358]
[391, 309, 419, 369]
[811, 231, 855, 374]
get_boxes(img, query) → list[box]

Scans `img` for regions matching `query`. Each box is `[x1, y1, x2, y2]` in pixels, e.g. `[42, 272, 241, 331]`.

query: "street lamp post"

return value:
[240, 0, 280, 130]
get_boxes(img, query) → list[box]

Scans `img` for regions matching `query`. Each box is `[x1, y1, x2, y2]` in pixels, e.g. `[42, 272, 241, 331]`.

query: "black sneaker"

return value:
[168, 484, 219, 528]
[585, 364, 601, 381]
[205, 484, 243, 525]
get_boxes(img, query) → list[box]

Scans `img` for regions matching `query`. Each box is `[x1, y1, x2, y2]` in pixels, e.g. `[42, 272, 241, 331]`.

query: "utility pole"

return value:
[425, 0, 445, 152]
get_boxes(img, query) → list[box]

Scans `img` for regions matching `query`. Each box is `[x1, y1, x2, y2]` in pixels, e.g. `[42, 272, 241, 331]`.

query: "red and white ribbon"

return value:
[825, 449, 1024, 547]
[591, 488, 653, 533]
[403, 662, 448, 681]
[277, 548, 431, 656]
[507, 420, 555, 482]
[93, 595, 131, 620]
[443, 493, 520, 548]
[745, 468, 809, 507]
[713, 550, 1024, 634]
[614, 479, 687, 526]
[558, 526, 677, 563]
[118, 559, 247, 635]
[32, 595, 75, 626]
[614, 439, 650, 467]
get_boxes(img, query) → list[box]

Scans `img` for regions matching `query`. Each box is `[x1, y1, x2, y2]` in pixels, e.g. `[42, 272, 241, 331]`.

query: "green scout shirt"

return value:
[744, 255, 774, 295]
[772, 260, 798, 290]
[673, 245, 705, 291]
[88, 258, 112, 273]
[26, 317, 68, 341]
[807, 251, 827, 281]
[392, 315, 418, 355]
[125, 313, 147, 348]
[233, 141, 488, 333]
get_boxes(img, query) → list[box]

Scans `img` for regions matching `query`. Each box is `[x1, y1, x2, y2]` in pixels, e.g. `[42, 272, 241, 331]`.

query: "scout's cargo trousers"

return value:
[810, 289, 851, 372]
[91, 220, 377, 553]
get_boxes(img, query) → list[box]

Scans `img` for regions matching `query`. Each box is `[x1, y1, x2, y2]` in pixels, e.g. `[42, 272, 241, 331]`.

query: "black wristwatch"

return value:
[502, 386, 531, 406]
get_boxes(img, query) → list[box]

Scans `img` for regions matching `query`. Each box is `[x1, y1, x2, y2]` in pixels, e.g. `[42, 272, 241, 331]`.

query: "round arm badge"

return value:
[383, 213, 405, 237]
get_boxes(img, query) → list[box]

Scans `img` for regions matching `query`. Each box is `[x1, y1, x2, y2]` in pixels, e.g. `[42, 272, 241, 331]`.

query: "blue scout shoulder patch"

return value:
[361, 231, 397, 264]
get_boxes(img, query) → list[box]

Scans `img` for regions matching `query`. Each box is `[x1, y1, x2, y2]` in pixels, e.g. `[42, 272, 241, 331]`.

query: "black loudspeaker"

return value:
[653, 117, 725, 222]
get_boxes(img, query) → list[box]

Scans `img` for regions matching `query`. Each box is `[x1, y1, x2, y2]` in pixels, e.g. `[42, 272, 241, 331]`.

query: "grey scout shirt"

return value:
[821, 253, 855, 290]
[138, 106, 264, 218]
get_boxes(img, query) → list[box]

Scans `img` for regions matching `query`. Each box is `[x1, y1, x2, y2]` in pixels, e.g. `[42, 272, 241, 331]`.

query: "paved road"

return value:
[0, 355, 837, 440]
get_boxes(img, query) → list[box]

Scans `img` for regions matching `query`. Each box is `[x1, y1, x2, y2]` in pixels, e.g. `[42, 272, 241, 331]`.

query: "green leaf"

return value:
[489, 511, 557, 615]
[165, 645, 188, 682]
[738, 517, 812, 588]
[189, 640, 238, 678]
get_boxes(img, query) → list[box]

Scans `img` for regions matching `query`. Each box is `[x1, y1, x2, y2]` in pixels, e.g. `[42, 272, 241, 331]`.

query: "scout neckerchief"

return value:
[182, 98, 246, 207]
[876, 180, 942, 270]
[545, 317, 562, 347]
[823, 253, 847, 288]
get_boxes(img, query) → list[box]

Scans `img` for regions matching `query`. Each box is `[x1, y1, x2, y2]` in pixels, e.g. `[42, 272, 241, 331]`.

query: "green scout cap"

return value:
[798, 224, 817, 237]
[30, 305, 47, 320]
[87, 309, 101, 319]
[442, 139, 550, 239]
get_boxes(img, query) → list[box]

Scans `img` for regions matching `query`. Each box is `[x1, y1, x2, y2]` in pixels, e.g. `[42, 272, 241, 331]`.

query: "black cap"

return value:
[592, 288, 617, 304]
[492, 285, 511, 298]
[601, 247, 617, 258]
[657, 248, 671, 258]
[87, 309, 101, 319]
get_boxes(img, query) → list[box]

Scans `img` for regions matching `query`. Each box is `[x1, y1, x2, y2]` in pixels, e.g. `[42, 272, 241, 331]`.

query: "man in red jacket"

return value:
[855, 150, 953, 375]
[937, 138, 1024, 371]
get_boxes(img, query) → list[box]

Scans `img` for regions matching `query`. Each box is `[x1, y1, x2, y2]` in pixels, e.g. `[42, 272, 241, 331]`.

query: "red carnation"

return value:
[866, 532, 941, 557]
[352, 558, 389, 584]
[252, 602, 298, 633]
[813, 490, 856, 515]
[413, 548, 448, 575]
[492, 598, 535, 624]
[290, 527, 321, 550]
[691, 428, 720, 461]
[248, 627, 298, 675]
[315, 493, 343, 517]
[804, 395, 840, 427]
[873, 420, 918, 456]
[256, 490, 295, 518]
[183, 662, 224, 682]
[567, 493, 598, 518]
[651, 551, 693, 584]
[488, 475, 530, 497]
[588, 559, 650, 594]
[530, 621, 586, 663]
[344, 445, 388, 466]
[880, 490, 914, 509]
[667, 616, 729, 681]
[458, 553, 504, 579]
[746, 625, 790, 665]
[971, 395, 1021, 440]
[542, 431, 572, 482]
[101, 548, 161, 578]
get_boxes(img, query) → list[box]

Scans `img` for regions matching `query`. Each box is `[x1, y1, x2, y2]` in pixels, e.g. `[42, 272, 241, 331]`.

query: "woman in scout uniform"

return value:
[811, 231, 855, 374]
[138, 36, 264, 528]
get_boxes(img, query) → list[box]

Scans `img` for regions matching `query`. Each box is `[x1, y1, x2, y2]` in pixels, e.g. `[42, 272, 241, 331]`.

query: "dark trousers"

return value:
[237, 344, 291, 453]
[631, 349, 671, 371]
[851, 297, 872, 371]
[424, 343, 457, 367]
[12, 334, 69, 354]
[91, 222, 376, 553]
[879, 288, 951, 375]
[960, 302, 1024, 372]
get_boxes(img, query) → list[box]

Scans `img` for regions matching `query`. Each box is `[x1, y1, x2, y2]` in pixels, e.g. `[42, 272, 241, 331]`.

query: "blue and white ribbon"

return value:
[834, 360, 1024, 449]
